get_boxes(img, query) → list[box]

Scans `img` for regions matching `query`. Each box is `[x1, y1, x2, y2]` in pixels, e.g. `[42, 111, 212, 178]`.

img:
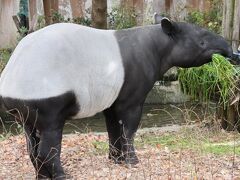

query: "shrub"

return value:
[108, 6, 137, 30]
[0, 49, 12, 72]
[185, 0, 223, 34]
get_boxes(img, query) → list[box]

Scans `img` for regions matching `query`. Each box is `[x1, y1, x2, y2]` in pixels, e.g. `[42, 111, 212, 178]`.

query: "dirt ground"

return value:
[0, 127, 240, 180]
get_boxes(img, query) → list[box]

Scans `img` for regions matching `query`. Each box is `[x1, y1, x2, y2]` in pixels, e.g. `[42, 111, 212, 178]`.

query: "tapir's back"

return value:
[0, 23, 124, 118]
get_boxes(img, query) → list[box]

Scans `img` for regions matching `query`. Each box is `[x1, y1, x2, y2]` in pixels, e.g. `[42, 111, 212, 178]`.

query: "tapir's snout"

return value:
[226, 46, 233, 58]
[217, 38, 233, 58]
[212, 35, 233, 59]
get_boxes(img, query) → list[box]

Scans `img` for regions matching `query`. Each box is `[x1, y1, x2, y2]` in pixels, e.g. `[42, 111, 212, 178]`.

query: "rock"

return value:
[162, 67, 178, 81]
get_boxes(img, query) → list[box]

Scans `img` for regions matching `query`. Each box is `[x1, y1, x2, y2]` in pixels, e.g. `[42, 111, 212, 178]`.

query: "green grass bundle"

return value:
[178, 54, 238, 107]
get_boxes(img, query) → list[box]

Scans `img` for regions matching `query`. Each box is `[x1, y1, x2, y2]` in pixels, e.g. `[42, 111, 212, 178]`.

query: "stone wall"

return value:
[146, 67, 190, 104]
[145, 81, 190, 104]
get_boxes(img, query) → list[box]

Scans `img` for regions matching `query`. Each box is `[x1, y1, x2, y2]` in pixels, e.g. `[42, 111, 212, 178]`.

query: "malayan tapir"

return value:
[0, 14, 233, 179]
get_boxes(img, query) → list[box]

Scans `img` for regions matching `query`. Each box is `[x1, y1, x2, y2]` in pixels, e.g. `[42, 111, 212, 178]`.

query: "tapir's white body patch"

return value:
[0, 23, 124, 118]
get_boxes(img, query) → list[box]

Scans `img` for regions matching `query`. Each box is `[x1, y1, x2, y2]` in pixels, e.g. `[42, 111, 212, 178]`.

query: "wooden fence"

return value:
[0, 0, 219, 49]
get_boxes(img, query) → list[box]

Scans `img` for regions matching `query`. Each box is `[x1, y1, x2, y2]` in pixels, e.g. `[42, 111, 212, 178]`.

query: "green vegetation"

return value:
[17, 26, 28, 41]
[178, 54, 238, 107]
[91, 128, 240, 156]
[204, 143, 240, 155]
[138, 131, 240, 155]
[92, 141, 109, 154]
[72, 17, 91, 27]
[37, 11, 92, 27]
[108, 7, 137, 30]
[0, 120, 23, 141]
[37, 7, 137, 30]
[18, 0, 28, 17]
[185, 0, 223, 33]
[0, 49, 12, 72]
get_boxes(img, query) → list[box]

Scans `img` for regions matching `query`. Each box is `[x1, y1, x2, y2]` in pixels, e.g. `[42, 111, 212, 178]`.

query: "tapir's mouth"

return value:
[204, 49, 221, 57]
[193, 49, 219, 67]
[211, 47, 233, 58]
[204, 48, 232, 59]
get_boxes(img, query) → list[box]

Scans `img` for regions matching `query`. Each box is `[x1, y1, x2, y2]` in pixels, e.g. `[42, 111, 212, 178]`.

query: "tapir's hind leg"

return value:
[36, 116, 65, 179]
[3, 92, 78, 179]
[24, 124, 51, 178]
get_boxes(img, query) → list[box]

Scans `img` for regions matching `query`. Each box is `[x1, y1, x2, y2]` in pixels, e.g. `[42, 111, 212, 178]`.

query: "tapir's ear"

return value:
[161, 18, 175, 36]
[154, 13, 163, 24]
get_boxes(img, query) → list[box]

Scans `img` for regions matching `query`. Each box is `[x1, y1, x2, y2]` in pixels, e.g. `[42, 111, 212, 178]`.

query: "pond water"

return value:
[63, 103, 211, 133]
[0, 103, 212, 135]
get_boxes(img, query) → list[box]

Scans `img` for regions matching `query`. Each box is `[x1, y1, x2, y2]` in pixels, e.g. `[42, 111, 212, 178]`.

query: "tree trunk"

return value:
[43, 0, 58, 25]
[92, 0, 107, 29]
[121, 0, 134, 7]
[51, 0, 58, 12]
[43, 0, 51, 25]
[70, 0, 84, 18]
[165, 0, 173, 13]
[28, 0, 37, 32]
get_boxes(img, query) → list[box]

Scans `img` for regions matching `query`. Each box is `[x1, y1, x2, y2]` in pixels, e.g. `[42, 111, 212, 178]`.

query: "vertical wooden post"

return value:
[226, 105, 236, 131]
[222, 0, 234, 43]
[232, 0, 240, 51]
[121, 0, 134, 7]
[217, 105, 227, 129]
[133, 0, 144, 25]
[43, 0, 59, 25]
[92, 0, 107, 29]
[220, 0, 240, 131]
[165, 0, 173, 13]
[43, 0, 51, 25]
[52, 0, 59, 12]
[28, 0, 37, 32]
[70, 0, 84, 18]
[187, 0, 198, 9]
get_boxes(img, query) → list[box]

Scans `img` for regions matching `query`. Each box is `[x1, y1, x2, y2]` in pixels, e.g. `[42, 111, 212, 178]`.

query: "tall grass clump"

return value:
[178, 54, 238, 107]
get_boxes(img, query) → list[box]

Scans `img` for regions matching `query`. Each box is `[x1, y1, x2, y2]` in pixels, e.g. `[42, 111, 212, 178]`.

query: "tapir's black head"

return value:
[155, 15, 233, 68]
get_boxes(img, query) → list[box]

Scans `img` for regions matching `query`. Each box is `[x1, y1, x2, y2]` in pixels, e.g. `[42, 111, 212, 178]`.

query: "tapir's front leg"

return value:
[116, 104, 143, 165]
[103, 107, 124, 163]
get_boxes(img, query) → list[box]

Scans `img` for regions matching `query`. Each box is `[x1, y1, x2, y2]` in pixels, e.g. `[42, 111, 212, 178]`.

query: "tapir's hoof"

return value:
[114, 157, 125, 164]
[36, 174, 51, 180]
[36, 178, 51, 180]
[37, 174, 72, 180]
[109, 155, 125, 164]
[125, 156, 139, 166]
[54, 174, 72, 180]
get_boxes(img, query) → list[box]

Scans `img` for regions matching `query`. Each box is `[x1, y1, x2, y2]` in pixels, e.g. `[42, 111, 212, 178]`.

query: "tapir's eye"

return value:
[200, 40, 205, 47]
